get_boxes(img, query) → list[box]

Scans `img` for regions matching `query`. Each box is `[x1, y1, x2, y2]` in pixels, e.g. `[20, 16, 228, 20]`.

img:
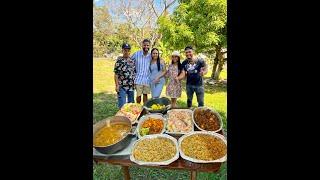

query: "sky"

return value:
[94, 0, 178, 9]
[94, 0, 179, 21]
[93, 0, 105, 6]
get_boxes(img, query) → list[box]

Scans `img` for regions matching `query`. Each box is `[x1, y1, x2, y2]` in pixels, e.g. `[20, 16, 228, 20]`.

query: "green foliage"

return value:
[93, 7, 143, 58]
[93, 5, 118, 57]
[158, 0, 227, 53]
[93, 5, 113, 34]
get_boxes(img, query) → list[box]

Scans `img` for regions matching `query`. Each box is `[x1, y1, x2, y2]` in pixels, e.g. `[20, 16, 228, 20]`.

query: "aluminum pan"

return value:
[130, 134, 179, 166]
[192, 106, 223, 132]
[136, 113, 167, 139]
[178, 131, 227, 163]
[164, 109, 194, 135]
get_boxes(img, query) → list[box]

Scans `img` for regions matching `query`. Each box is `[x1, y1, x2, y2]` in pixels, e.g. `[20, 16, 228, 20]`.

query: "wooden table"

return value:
[94, 156, 222, 180]
[93, 108, 226, 180]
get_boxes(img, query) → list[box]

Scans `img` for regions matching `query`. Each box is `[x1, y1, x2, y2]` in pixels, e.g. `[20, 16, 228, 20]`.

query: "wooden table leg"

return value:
[122, 166, 130, 180]
[190, 170, 197, 180]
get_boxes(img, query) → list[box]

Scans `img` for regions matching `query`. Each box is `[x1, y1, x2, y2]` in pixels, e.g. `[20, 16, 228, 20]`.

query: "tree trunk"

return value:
[211, 45, 221, 79]
[213, 45, 224, 80]
[211, 56, 219, 79]
[214, 57, 225, 80]
[152, 33, 161, 48]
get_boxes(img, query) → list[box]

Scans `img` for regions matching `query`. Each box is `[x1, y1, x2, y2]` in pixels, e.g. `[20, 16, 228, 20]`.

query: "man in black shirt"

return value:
[176, 46, 208, 107]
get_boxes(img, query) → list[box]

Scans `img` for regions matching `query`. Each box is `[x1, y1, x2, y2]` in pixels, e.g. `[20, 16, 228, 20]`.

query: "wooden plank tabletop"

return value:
[94, 157, 222, 172]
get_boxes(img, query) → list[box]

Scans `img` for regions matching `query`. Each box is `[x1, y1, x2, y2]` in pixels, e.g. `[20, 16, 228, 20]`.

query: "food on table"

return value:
[181, 134, 227, 161]
[133, 137, 176, 162]
[93, 123, 130, 146]
[115, 103, 143, 123]
[150, 103, 166, 110]
[122, 103, 142, 114]
[167, 110, 193, 133]
[139, 118, 164, 136]
[193, 108, 220, 131]
[139, 127, 150, 136]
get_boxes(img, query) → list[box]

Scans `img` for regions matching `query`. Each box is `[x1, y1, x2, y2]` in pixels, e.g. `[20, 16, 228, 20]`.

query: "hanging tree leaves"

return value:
[158, 0, 227, 79]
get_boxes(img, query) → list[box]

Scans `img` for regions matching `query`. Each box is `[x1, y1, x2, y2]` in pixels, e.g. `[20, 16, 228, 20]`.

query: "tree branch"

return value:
[158, 0, 177, 17]
[166, 0, 176, 9]
[163, 0, 167, 7]
[141, 14, 153, 28]
[150, 0, 159, 18]
[133, 2, 147, 26]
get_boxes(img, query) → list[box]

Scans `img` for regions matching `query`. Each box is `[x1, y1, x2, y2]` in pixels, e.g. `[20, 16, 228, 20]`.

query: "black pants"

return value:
[186, 85, 204, 107]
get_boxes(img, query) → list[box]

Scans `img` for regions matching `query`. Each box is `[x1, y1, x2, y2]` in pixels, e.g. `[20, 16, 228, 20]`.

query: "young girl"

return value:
[166, 51, 182, 108]
[149, 48, 166, 99]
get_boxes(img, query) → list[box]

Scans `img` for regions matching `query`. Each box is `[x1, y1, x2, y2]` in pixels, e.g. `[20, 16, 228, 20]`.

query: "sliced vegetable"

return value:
[150, 104, 166, 110]
[140, 127, 150, 136]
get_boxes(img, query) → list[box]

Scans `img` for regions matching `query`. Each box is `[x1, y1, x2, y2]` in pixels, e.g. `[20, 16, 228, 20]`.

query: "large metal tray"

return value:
[93, 135, 137, 160]
[178, 131, 227, 163]
[164, 109, 194, 137]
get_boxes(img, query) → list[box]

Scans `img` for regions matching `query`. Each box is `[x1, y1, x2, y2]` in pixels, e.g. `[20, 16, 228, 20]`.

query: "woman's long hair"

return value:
[171, 55, 182, 75]
[151, 48, 161, 71]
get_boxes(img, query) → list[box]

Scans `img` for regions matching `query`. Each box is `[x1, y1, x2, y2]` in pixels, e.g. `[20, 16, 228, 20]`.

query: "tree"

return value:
[158, 0, 227, 79]
[93, 5, 120, 57]
[93, 5, 113, 34]
[105, 0, 177, 47]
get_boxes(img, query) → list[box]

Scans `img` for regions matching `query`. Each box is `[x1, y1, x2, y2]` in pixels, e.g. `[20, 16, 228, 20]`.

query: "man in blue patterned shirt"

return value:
[131, 39, 152, 104]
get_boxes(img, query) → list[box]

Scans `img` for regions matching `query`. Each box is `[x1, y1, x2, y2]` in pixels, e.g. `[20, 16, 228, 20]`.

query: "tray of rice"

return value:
[130, 134, 179, 166]
[178, 131, 227, 163]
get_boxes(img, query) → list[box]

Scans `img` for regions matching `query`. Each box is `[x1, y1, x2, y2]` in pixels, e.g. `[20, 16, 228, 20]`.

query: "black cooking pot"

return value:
[93, 116, 136, 154]
[144, 97, 171, 114]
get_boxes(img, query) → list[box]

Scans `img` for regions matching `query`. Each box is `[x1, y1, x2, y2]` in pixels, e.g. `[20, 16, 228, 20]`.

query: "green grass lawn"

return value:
[93, 58, 227, 180]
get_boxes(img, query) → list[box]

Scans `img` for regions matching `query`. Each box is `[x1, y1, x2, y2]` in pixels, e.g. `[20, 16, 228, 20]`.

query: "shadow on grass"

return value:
[217, 110, 227, 130]
[129, 166, 190, 180]
[198, 162, 227, 180]
[94, 163, 123, 180]
[93, 92, 118, 124]
[178, 77, 227, 95]
[94, 161, 227, 180]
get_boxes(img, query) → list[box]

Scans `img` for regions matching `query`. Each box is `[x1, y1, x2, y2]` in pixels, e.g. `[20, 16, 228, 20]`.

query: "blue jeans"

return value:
[186, 85, 204, 107]
[118, 87, 135, 108]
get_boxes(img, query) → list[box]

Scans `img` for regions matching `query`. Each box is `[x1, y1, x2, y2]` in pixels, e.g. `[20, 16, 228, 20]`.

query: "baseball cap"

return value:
[122, 43, 131, 49]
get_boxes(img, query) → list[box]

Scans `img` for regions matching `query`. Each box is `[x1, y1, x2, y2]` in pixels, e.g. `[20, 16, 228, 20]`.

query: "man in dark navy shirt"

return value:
[176, 46, 208, 107]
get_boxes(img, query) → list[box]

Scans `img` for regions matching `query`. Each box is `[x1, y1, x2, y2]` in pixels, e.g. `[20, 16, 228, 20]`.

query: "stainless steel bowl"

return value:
[93, 116, 136, 154]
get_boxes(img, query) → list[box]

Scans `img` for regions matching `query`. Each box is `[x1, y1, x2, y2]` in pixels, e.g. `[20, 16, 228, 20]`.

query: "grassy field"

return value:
[93, 58, 227, 180]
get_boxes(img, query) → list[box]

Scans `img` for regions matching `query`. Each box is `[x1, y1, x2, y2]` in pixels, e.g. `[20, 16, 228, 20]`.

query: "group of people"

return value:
[114, 39, 208, 109]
